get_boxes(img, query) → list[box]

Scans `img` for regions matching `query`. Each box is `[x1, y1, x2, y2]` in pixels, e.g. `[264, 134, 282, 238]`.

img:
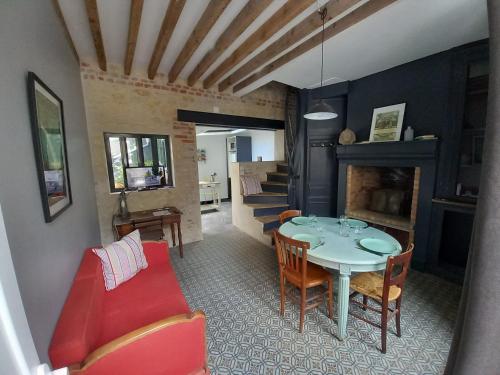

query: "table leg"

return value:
[337, 270, 351, 340]
[170, 223, 176, 246]
[177, 222, 183, 258]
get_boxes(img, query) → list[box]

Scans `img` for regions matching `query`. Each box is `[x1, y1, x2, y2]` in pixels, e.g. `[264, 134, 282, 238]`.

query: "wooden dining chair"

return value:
[278, 209, 302, 224]
[273, 230, 333, 333]
[348, 243, 414, 353]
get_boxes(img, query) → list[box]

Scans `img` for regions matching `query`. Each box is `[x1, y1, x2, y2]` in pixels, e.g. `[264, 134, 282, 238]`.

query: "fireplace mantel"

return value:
[337, 139, 439, 161]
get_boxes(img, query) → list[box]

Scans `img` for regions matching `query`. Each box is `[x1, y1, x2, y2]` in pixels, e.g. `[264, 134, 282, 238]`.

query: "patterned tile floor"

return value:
[172, 210, 461, 374]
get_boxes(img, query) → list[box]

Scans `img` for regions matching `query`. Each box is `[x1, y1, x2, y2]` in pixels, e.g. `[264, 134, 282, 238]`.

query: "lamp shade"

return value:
[304, 99, 338, 120]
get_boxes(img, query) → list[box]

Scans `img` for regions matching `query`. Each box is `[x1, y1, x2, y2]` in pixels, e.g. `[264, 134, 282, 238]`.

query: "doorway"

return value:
[195, 125, 281, 234]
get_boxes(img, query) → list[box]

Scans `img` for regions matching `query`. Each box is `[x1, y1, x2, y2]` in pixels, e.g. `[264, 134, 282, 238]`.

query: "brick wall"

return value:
[81, 62, 285, 245]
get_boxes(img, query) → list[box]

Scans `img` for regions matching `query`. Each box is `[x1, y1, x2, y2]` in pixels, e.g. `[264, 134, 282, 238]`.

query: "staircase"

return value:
[243, 163, 289, 241]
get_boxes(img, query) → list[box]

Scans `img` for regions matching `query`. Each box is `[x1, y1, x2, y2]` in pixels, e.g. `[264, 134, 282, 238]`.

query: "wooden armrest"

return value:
[69, 311, 206, 374]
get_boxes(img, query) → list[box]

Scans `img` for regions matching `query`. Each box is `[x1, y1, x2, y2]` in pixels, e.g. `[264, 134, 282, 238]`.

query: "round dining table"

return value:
[279, 217, 402, 340]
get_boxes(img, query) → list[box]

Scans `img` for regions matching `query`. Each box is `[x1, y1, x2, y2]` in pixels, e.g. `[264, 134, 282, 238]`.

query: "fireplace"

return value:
[345, 166, 420, 245]
[336, 140, 438, 270]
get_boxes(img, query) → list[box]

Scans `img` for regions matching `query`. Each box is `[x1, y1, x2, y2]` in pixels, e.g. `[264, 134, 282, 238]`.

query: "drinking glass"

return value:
[339, 219, 350, 237]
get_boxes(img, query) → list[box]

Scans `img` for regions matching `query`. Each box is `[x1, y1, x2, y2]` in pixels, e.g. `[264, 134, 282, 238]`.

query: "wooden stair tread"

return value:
[267, 172, 287, 176]
[255, 215, 280, 224]
[244, 203, 289, 209]
[261, 181, 287, 186]
[250, 192, 288, 197]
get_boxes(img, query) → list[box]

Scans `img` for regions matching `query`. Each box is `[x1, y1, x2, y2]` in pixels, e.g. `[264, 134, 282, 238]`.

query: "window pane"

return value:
[126, 138, 139, 167]
[157, 138, 167, 167]
[142, 138, 153, 166]
[109, 137, 124, 189]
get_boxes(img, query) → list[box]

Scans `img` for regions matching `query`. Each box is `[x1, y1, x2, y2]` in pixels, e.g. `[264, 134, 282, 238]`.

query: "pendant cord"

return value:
[319, 7, 327, 94]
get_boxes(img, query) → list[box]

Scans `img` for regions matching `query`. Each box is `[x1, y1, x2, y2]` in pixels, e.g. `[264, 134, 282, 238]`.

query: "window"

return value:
[104, 133, 173, 192]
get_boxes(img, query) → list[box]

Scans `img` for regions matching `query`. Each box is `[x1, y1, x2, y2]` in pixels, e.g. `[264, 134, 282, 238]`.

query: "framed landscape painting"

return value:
[369, 103, 406, 142]
[27, 72, 72, 222]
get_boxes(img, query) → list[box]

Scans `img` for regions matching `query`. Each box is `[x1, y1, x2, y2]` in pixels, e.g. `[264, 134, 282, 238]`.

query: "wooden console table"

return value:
[113, 206, 184, 258]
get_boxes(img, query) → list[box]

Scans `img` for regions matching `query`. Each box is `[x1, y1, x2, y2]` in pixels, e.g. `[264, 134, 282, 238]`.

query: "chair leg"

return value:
[381, 301, 388, 354]
[362, 295, 368, 311]
[279, 275, 285, 317]
[327, 279, 333, 319]
[396, 298, 402, 337]
[299, 287, 306, 333]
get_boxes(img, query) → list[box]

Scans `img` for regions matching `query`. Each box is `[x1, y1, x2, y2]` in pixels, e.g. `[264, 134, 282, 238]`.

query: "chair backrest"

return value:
[279, 209, 302, 224]
[273, 230, 309, 284]
[382, 243, 414, 299]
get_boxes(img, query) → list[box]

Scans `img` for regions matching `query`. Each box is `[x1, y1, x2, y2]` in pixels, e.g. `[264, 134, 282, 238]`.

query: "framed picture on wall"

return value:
[27, 72, 72, 222]
[369, 103, 406, 142]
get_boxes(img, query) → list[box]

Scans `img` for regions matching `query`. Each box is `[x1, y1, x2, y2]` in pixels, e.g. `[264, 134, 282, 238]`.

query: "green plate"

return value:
[292, 234, 322, 249]
[359, 238, 395, 254]
[291, 216, 312, 225]
[347, 219, 368, 228]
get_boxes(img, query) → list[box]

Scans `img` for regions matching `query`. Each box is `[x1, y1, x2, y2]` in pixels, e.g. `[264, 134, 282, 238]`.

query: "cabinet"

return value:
[226, 136, 252, 162]
[226, 136, 251, 200]
[428, 40, 488, 281]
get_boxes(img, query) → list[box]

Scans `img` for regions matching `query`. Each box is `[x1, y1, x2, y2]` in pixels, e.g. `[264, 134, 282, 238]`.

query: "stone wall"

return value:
[81, 63, 285, 245]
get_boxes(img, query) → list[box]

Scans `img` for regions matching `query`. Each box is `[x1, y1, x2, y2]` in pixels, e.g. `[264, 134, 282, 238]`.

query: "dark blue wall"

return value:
[345, 51, 452, 141]
[303, 39, 488, 200]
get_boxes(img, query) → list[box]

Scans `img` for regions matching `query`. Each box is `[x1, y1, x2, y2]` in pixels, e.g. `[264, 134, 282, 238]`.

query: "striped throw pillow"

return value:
[92, 230, 148, 291]
[240, 174, 263, 196]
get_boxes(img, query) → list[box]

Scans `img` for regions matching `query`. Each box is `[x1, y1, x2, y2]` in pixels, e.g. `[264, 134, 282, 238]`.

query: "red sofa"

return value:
[49, 241, 208, 375]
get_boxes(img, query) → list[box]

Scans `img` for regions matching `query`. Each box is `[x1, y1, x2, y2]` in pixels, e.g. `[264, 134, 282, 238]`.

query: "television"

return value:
[126, 166, 164, 189]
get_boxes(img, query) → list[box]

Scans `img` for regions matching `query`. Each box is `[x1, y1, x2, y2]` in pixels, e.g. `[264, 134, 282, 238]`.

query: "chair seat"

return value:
[285, 262, 331, 288]
[350, 272, 401, 302]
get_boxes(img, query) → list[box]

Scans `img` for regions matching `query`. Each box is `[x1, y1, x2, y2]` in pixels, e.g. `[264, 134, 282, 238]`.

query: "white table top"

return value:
[279, 217, 402, 273]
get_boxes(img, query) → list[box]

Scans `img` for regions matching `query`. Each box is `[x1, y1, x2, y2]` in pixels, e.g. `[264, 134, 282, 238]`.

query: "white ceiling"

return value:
[58, 0, 488, 96]
[242, 0, 489, 95]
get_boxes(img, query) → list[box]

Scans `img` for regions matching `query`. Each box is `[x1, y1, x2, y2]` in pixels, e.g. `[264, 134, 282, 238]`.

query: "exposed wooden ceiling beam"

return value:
[148, 0, 186, 80]
[186, 0, 272, 87]
[203, 0, 315, 89]
[52, 0, 79, 63]
[234, 0, 398, 93]
[219, 0, 363, 92]
[84, 0, 107, 71]
[168, 0, 230, 83]
[124, 0, 144, 76]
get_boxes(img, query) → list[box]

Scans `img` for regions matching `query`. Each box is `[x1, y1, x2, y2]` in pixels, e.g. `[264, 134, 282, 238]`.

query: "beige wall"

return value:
[81, 63, 285, 245]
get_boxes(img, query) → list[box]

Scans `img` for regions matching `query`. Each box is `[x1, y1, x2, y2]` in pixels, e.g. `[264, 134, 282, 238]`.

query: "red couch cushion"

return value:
[49, 273, 104, 368]
[49, 241, 190, 369]
[96, 261, 190, 346]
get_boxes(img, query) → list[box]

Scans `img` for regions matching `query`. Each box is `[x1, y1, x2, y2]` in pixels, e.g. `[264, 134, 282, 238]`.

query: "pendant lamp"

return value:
[304, 7, 338, 121]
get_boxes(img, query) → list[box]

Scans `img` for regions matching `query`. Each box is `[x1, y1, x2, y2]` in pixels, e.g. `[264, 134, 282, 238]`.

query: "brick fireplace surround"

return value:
[345, 165, 421, 246]
[337, 140, 439, 270]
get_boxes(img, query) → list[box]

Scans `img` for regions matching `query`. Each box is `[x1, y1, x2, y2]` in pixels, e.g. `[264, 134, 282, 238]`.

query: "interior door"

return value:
[305, 139, 337, 216]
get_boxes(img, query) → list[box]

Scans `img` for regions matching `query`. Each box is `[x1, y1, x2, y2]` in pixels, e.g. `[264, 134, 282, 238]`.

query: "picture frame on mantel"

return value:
[369, 103, 406, 142]
[27, 72, 72, 222]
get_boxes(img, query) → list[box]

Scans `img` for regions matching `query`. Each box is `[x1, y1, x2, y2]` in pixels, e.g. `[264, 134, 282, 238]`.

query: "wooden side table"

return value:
[113, 206, 184, 258]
